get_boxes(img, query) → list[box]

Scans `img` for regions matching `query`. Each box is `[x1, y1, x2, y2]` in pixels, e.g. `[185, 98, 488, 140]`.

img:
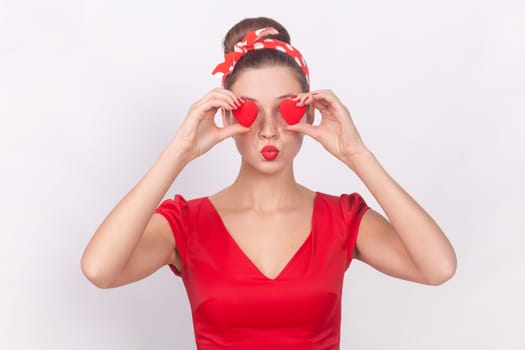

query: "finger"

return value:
[201, 88, 240, 110]
[311, 89, 335, 97]
[291, 92, 310, 106]
[297, 93, 313, 106]
[310, 91, 334, 105]
[310, 91, 348, 116]
[313, 90, 347, 110]
[211, 88, 243, 108]
[286, 123, 321, 140]
[216, 123, 250, 141]
[199, 96, 237, 116]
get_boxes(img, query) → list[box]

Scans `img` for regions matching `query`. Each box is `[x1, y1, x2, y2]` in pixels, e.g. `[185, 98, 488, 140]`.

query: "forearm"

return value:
[347, 150, 457, 283]
[81, 139, 192, 283]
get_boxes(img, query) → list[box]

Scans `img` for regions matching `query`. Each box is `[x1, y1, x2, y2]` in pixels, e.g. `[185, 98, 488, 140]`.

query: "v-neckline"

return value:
[206, 192, 319, 281]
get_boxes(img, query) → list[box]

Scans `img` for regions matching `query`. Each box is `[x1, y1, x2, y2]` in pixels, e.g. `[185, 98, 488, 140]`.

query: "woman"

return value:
[81, 17, 456, 349]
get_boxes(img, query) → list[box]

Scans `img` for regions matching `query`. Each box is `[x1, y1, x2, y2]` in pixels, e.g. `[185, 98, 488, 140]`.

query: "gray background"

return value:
[1, 0, 524, 348]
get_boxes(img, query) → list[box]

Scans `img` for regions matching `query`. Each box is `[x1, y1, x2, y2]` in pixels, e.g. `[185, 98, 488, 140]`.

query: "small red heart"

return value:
[232, 101, 258, 127]
[279, 99, 307, 125]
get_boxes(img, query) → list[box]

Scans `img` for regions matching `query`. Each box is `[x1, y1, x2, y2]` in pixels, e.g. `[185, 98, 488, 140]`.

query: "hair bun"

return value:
[223, 17, 291, 54]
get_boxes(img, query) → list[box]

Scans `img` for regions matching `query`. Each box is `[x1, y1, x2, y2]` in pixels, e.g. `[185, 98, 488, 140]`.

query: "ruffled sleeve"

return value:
[340, 193, 369, 270]
[154, 194, 189, 277]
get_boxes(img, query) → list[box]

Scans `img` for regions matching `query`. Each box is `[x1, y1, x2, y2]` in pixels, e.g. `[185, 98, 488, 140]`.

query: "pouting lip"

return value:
[261, 145, 279, 153]
[261, 145, 279, 160]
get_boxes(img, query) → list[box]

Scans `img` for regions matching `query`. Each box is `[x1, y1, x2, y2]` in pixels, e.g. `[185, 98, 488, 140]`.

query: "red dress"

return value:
[155, 191, 369, 350]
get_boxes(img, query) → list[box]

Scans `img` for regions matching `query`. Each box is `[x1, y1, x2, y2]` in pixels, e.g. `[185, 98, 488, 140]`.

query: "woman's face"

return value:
[226, 65, 312, 175]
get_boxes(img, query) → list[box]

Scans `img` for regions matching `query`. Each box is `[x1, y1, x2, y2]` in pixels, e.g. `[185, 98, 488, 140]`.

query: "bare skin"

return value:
[81, 65, 456, 288]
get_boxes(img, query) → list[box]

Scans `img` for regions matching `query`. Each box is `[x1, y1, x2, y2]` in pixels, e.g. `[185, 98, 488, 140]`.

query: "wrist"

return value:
[165, 138, 195, 166]
[342, 146, 376, 172]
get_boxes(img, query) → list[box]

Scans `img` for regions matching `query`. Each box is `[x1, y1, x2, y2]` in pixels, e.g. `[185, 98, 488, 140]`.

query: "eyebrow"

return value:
[243, 93, 296, 102]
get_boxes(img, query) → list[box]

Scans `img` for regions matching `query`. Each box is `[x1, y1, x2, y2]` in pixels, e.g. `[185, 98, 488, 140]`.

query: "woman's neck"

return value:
[227, 161, 305, 212]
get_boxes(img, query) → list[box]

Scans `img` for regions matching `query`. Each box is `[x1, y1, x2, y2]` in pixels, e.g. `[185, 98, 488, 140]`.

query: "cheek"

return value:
[285, 133, 305, 154]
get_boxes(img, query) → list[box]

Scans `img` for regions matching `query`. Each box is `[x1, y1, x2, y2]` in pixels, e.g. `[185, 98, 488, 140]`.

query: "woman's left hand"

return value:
[286, 90, 370, 164]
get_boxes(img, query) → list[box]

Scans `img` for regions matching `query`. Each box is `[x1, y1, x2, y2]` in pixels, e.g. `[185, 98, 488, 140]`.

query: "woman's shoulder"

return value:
[315, 190, 366, 200]
[314, 191, 369, 216]
[157, 193, 210, 212]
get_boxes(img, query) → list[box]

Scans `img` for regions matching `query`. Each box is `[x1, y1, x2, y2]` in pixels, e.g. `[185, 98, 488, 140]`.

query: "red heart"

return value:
[232, 101, 258, 127]
[279, 99, 307, 125]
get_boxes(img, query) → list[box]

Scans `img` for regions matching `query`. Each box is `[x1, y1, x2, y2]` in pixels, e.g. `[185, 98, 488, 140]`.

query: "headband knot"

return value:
[212, 27, 310, 89]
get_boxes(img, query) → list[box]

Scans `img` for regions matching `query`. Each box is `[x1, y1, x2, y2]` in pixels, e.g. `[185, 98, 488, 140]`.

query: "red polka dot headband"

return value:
[212, 27, 310, 89]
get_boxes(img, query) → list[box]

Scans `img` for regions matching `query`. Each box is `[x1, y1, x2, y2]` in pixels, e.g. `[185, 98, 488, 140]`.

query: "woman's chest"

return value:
[183, 206, 349, 307]
[220, 210, 313, 280]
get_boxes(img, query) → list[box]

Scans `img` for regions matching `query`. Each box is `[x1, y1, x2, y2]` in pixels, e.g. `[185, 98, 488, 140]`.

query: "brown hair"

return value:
[221, 17, 309, 92]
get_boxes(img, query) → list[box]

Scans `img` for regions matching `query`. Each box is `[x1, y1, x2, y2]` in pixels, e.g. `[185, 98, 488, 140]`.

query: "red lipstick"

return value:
[261, 145, 279, 161]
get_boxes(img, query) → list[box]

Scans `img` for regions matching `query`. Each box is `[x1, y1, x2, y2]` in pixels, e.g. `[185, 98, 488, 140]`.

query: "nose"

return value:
[258, 109, 279, 139]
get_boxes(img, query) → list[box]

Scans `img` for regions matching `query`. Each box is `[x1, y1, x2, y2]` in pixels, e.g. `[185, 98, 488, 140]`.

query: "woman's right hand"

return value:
[173, 88, 249, 160]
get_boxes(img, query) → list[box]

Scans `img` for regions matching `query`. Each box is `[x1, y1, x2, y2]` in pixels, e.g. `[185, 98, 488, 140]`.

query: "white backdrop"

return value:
[1, 0, 524, 349]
